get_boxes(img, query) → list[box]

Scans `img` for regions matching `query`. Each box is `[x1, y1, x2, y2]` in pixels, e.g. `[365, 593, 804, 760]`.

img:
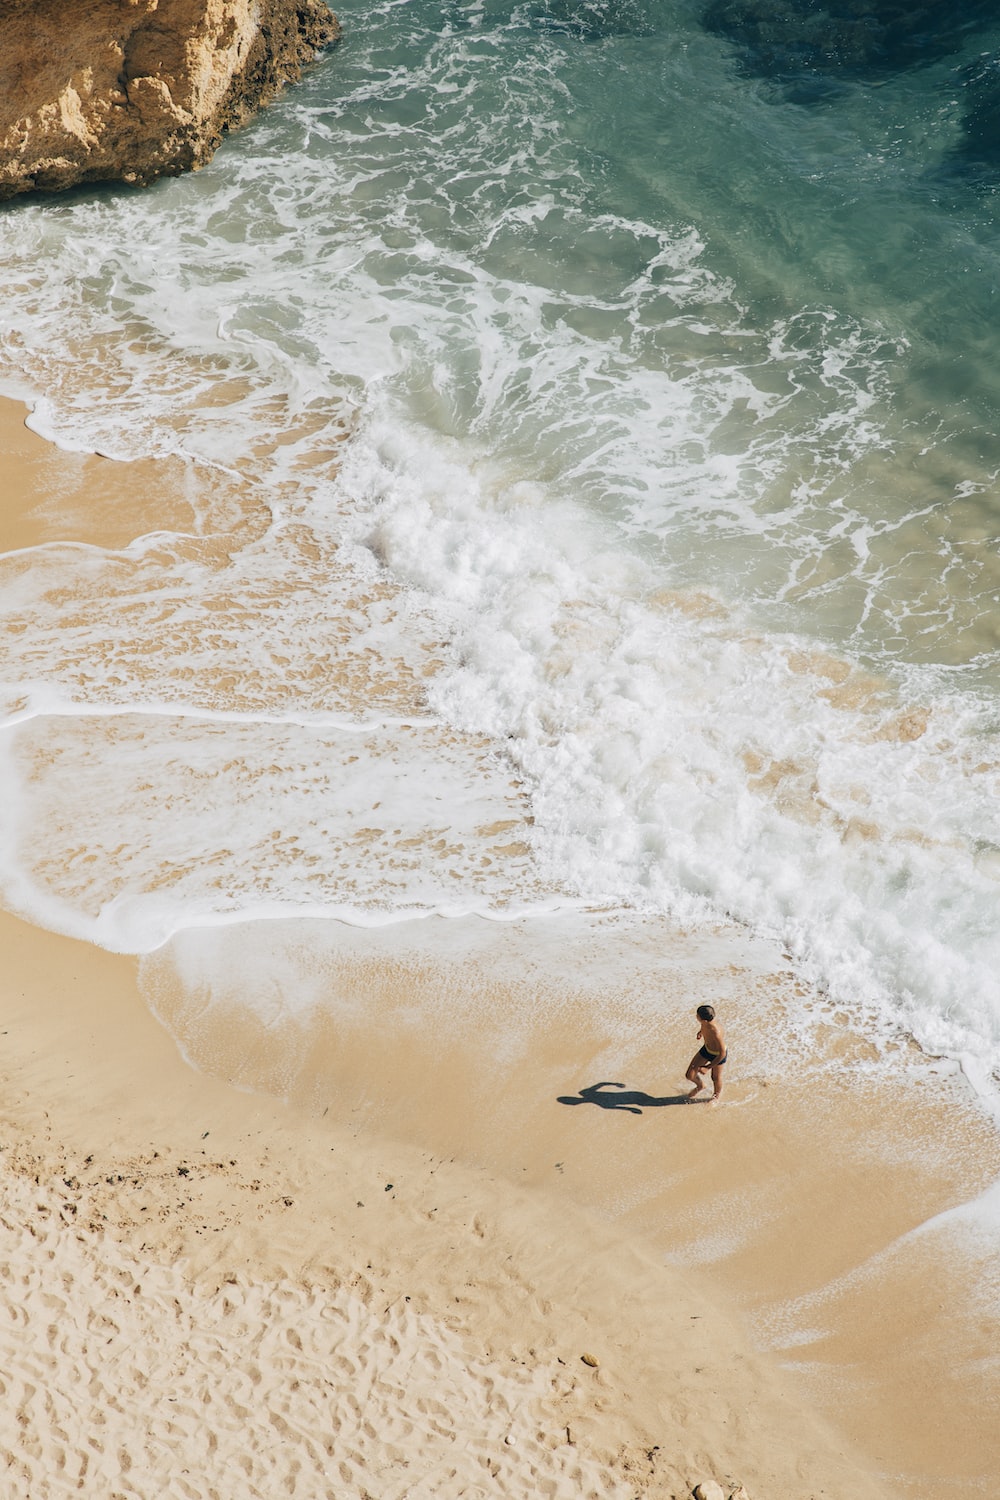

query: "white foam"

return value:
[0, 4, 999, 1096]
[0, 707, 555, 951]
[331, 406, 1000, 1078]
[910, 1173, 1000, 1245]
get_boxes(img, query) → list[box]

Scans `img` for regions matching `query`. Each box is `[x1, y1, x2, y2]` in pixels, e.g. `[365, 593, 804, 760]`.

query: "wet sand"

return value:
[143, 909, 1000, 1499]
[1, 394, 998, 1498]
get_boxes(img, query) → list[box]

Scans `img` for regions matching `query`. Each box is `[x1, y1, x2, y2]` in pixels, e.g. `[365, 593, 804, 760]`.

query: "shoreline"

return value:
[2, 393, 999, 1496]
[141, 906, 1000, 1497]
[0, 905, 887, 1500]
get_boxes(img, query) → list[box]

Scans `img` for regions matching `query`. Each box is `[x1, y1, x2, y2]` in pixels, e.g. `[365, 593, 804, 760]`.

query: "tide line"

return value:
[0, 883, 597, 958]
[0, 694, 443, 735]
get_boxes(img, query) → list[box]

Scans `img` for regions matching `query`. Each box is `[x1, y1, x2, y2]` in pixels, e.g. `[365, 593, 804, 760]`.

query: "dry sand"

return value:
[1, 395, 998, 1499]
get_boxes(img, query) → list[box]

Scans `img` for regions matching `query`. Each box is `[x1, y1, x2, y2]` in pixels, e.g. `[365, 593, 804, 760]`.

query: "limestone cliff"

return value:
[0, 0, 340, 200]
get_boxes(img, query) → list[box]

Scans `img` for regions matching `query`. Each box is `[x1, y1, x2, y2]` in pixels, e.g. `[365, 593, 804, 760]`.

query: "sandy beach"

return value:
[2, 396, 999, 1500]
[0, 901, 889, 1500]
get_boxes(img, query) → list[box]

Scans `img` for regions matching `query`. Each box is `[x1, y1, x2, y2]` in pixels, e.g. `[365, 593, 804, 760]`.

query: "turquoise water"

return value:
[2, 0, 1000, 1081]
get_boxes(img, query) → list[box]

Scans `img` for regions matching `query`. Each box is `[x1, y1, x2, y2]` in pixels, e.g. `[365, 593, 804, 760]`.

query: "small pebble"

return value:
[504, 1433, 517, 1447]
[692, 1481, 725, 1500]
[580, 1352, 599, 1368]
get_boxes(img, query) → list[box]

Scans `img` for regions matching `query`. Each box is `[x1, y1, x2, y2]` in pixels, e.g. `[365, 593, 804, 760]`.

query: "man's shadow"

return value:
[557, 1080, 692, 1115]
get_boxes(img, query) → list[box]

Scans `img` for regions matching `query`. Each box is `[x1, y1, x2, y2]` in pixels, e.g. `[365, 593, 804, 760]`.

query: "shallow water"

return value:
[2, 0, 1000, 1080]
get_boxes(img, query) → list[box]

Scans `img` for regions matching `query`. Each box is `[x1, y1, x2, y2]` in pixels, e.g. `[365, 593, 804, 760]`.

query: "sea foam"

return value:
[1, 0, 999, 1090]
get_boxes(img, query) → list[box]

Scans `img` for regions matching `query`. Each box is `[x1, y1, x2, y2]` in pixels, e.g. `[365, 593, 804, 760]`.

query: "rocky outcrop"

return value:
[0, 0, 340, 200]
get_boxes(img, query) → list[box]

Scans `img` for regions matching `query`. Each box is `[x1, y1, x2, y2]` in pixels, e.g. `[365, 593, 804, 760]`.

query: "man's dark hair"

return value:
[697, 1004, 716, 1021]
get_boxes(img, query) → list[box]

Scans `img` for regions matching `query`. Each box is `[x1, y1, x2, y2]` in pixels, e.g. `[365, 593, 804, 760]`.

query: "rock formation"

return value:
[0, 0, 340, 200]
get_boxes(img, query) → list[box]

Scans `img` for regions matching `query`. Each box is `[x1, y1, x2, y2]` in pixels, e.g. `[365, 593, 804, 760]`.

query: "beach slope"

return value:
[0, 903, 893, 1500]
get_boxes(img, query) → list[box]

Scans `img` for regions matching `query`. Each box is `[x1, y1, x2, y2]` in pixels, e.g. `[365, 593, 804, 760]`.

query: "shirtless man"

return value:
[685, 1004, 727, 1104]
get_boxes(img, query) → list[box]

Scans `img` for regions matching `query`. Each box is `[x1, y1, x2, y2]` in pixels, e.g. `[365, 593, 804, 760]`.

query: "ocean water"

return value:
[2, 0, 1000, 1085]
